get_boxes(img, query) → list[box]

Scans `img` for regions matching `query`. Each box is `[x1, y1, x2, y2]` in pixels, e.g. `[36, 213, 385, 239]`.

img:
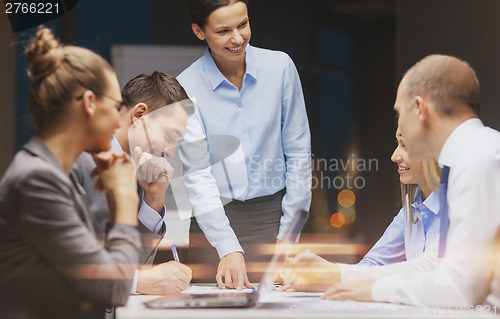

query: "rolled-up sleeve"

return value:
[179, 114, 243, 258]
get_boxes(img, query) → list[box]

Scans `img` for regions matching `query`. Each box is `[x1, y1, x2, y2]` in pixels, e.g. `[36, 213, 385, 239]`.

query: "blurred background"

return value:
[2, 0, 500, 270]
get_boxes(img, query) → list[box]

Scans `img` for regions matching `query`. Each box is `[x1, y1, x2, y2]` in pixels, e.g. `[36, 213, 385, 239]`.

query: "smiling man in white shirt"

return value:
[322, 54, 500, 307]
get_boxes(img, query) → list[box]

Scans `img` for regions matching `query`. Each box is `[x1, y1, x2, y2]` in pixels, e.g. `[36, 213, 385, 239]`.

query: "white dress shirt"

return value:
[371, 118, 500, 307]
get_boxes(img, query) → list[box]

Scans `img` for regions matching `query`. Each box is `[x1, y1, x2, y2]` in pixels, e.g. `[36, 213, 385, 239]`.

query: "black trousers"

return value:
[188, 189, 285, 283]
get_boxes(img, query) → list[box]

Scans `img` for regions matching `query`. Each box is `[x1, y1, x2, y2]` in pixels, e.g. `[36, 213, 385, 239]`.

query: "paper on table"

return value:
[185, 285, 255, 294]
[258, 291, 322, 304]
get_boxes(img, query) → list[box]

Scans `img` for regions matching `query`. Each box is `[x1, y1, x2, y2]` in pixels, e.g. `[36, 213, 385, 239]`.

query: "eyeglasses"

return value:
[76, 90, 127, 112]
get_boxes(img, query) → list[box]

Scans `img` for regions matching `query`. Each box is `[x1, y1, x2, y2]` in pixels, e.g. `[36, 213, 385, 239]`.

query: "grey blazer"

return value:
[72, 149, 165, 265]
[0, 137, 141, 319]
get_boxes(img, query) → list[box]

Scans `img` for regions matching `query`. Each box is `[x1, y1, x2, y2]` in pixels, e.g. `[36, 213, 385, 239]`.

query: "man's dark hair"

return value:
[122, 71, 194, 115]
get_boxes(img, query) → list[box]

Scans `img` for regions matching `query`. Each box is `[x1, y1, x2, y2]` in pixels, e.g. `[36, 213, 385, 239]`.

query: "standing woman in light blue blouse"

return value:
[177, 0, 311, 288]
[280, 129, 442, 292]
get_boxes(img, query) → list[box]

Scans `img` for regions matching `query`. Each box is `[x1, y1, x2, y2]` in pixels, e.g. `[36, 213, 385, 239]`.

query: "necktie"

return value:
[438, 165, 450, 258]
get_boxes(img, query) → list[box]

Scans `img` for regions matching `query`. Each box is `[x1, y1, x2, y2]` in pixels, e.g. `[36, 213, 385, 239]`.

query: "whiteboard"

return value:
[111, 44, 206, 88]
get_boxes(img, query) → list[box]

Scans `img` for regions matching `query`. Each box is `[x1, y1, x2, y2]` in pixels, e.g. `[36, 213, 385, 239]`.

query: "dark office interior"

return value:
[1, 0, 500, 263]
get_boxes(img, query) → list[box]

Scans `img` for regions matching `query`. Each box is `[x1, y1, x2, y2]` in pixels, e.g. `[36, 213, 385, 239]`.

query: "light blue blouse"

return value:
[358, 190, 440, 266]
[177, 45, 312, 257]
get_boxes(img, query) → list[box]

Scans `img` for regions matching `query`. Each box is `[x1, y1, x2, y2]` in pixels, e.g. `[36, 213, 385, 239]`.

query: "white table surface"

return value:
[117, 289, 500, 319]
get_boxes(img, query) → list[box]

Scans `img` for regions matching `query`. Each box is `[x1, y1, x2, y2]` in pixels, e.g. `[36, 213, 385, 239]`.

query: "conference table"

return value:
[116, 285, 499, 319]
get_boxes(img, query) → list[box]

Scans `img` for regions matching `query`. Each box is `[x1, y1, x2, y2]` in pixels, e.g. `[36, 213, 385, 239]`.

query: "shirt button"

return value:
[243, 130, 247, 134]
[245, 185, 248, 189]
[424, 215, 428, 218]
[246, 160, 250, 164]
[238, 104, 242, 107]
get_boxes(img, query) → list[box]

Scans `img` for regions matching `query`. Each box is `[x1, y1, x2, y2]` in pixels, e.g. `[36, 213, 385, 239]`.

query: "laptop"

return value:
[144, 209, 308, 309]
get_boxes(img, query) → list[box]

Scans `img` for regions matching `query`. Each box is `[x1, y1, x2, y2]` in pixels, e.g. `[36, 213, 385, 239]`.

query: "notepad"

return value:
[186, 285, 255, 294]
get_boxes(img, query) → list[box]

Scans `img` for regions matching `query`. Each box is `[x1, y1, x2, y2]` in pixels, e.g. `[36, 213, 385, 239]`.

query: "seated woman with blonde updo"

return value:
[0, 27, 140, 319]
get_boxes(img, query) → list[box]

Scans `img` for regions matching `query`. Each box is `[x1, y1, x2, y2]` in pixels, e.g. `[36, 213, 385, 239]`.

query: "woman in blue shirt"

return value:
[279, 129, 441, 291]
[178, 0, 311, 288]
[357, 130, 441, 266]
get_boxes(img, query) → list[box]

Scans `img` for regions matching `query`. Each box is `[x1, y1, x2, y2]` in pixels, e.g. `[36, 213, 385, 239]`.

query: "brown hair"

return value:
[121, 71, 194, 115]
[400, 157, 441, 230]
[189, 0, 249, 29]
[25, 27, 114, 133]
[402, 54, 481, 115]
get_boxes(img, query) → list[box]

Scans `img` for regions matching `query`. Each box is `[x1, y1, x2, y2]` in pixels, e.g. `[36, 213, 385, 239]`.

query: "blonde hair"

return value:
[25, 27, 114, 134]
[400, 157, 441, 230]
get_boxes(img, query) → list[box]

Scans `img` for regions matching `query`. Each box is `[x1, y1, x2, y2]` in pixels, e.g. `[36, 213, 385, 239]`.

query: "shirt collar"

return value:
[411, 188, 440, 216]
[110, 136, 123, 153]
[244, 44, 258, 80]
[202, 44, 258, 91]
[423, 191, 440, 216]
[439, 118, 484, 168]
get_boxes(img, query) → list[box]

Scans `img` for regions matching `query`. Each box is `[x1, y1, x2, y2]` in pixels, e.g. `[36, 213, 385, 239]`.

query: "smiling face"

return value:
[391, 129, 426, 186]
[193, 1, 251, 68]
[128, 102, 188, 163]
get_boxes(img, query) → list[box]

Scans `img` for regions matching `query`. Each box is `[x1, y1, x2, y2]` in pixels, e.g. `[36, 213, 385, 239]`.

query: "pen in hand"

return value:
[171, 244, 180, 262]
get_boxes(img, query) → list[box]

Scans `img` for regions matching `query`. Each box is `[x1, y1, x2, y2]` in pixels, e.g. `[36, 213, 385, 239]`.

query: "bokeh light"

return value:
[338, 189, 356, 207]
[339, 205, 356, 225]
[330, 212, 346, 228]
